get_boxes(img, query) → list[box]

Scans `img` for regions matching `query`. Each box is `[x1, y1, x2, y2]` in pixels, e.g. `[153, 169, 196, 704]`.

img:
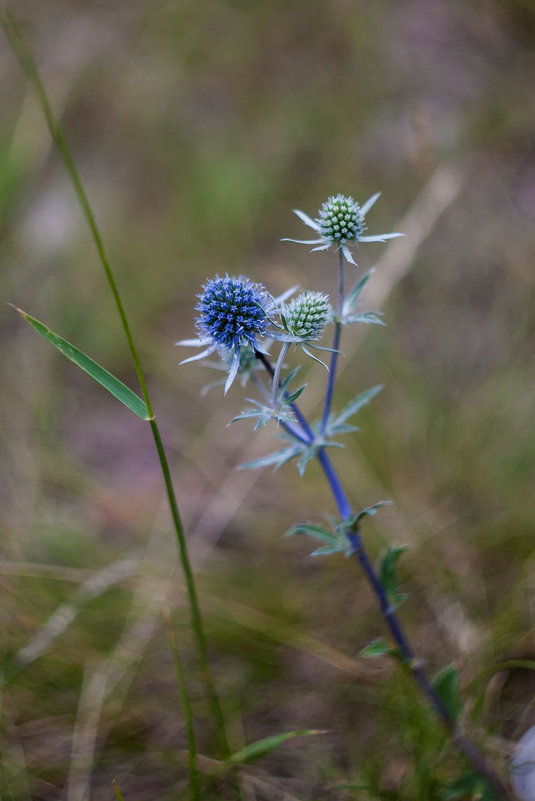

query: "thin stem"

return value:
[1, 11, 229, 758]
[255, 351, 314, 443]
[150, 421, 229, 756]
[321, 248, 344, 434]
[165, 611, 201, 801]
[272, 342, 289, 408]
[255, 355, 511, 799]
[346, 530, 511, 800]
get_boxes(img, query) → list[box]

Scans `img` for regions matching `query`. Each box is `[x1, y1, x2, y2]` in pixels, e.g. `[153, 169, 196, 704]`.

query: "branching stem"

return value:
[321, 248, 344, 434]
[254, 252, 511, 798]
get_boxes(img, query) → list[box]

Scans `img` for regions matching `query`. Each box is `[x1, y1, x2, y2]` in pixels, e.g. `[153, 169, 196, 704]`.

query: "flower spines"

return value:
[283, 291, 331, 341]
[318, 195, 364, 244]
[196, 275, 270, 352]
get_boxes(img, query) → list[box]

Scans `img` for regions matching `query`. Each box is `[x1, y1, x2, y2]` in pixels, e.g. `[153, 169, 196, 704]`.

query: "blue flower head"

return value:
[282, 192, 403, 266]
[177, 274, 272, 394]
[196, 275, 269, 350]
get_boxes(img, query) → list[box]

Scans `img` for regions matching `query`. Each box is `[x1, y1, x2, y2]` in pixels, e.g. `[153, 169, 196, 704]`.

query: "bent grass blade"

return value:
[12, 307, 151, 420]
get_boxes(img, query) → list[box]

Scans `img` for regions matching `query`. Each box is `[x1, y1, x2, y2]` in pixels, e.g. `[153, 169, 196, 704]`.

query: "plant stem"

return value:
[254, 351, 313, 444]
[320, 248, 344, 434]
[165, 611, 201, 801]
[272, 342, 289, 408]
[1, 10, 229, 758]
[255, 342, 510, 798]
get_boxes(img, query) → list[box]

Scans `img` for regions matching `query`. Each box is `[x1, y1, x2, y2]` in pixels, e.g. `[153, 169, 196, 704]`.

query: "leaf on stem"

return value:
[285, 521, 348, 556]
[326, 385, 383, 437]
[378, 545, 409, 609]
[238, 445, 303, 471]
[13, 307, 150, 420]
[360, 637, 398, 659]
[341, 501, 392, 533]
[432, 664, 462, 723]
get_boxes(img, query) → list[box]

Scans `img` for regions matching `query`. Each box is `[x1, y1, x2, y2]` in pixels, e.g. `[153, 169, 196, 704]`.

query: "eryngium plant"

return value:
[179, 193, 512, 800]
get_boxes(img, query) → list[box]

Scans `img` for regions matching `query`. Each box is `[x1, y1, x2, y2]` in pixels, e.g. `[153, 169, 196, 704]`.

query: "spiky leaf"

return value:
[327, 385, 383, 437]
[238, 445, 302, 471]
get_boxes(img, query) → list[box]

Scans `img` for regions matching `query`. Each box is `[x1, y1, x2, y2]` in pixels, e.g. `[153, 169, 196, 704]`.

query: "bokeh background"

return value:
[1, 1, 535, 799]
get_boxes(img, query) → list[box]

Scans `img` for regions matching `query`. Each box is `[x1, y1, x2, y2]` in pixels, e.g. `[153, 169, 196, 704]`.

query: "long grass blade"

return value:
[1, 8, 229, 758]
[13, 307, 150, 420]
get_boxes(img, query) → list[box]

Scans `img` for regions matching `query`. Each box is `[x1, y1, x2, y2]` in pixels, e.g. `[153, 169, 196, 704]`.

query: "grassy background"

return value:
[1, 1, 535, 798]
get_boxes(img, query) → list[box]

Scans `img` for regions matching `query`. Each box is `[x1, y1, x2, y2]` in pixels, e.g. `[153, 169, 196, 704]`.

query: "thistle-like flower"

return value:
[275, 290, 333, 368]
[282, 291, 331, 342]
[282, 192, 403, 265]
[176, 274, 272, 393]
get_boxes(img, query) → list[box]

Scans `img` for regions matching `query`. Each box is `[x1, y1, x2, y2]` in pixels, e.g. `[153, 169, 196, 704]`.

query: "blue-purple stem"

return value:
[254, 285, 510, 799]
[320, 248, 344, 434]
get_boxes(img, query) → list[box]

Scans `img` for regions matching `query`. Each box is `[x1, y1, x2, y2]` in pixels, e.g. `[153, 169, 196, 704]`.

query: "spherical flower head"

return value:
[196, 275, 271, 353]
[283, 291, 331, 342]
[318, 194, 364, 244]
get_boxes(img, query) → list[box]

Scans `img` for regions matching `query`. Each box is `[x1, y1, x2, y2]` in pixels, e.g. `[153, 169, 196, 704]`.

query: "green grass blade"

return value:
[226, 729, 325, 766]
[165, 611, 201, 801]
[113, 780, 126, 801]
[14, 307, 150, 420]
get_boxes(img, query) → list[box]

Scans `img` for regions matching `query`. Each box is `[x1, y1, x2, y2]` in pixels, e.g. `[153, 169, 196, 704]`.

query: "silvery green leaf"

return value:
[338, 501, 392, 534]
[285, 384, 307, 404]
[224, 351, 241, 394]
[273, 285, 299, 307]
[342, 269, 374, 316]
[359, 232, 404, 242]
[344, 312, 385, 326]
[360, 638, 393, 658]
[279, 366, 301, 394]
[301, 344, 329, 369]
[328, 423, 359, 436]
[297, 446, 317, 477]
[285, 523, 337, 545]
[281, 237, 324, 245]
[291, 208, 321, 231]
[341, 244, 358, 265]
[359, 192, 381, 217]
[238, 445, 302, 471]
[328, 385, 383, 434]
[310, 543, 348, 557]
[201, 378, 227, 396]
[232, 402, 296, 431]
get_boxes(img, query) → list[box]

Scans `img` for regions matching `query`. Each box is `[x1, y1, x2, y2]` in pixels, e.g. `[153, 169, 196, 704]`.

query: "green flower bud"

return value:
[318, 194, 363, 244]
[283, 291, 331, 341]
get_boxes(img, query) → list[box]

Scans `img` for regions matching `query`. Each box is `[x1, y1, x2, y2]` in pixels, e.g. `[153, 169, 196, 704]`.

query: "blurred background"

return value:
[1, 1, 535, 798]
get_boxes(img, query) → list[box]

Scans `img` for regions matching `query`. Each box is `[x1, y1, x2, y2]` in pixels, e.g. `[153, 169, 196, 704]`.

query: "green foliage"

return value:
[226, 729, 324, 766]
[287, 501, 391, 556]
[360, 637, 399, 659]
[432, 664, 463, 723]
[378, 545, 409, 609]
[340, 269, 384, 325]
[442, 772, 498, 801]
[232, 367, 307, 429]
[113, 780, 126, 801]
[325, 384, 383, 437]
[285, 521, 349, 556]
[14, 307, 150, 420]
